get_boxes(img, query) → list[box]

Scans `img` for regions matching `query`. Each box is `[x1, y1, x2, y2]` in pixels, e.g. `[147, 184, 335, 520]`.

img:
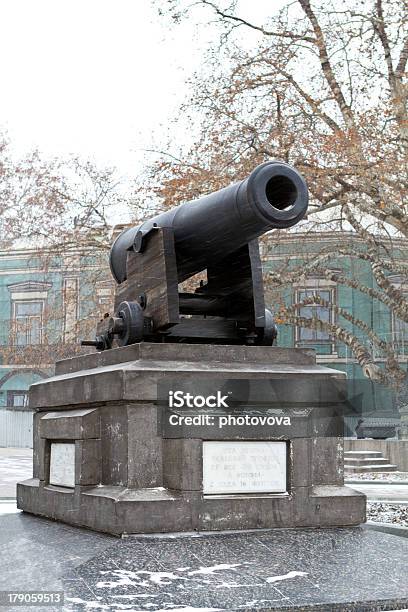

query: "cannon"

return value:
[84, 161, 308, 349]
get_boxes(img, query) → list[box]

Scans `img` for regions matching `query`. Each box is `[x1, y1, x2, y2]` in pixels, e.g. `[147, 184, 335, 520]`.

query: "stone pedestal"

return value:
[17, 344, 365, 535]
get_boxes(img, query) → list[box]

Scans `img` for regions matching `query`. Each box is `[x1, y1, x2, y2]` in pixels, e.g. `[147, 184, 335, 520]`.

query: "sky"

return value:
[0, 0, 215, 175]
[0, 1, 286, 180]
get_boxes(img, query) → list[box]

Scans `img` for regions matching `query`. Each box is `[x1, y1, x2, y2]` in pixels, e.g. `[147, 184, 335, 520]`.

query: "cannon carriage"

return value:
[84, 161, 308, 349]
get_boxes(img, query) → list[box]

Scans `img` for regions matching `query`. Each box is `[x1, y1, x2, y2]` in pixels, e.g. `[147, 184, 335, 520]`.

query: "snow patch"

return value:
[153, 608, 222, 612]
[65, 598, 111, 610]
[188, 564, 241, 576]
[111, 594, 158, 599]
[96, 563, 247, 590]
[266, 570, 308, 583]
[97, 569, 189, 589]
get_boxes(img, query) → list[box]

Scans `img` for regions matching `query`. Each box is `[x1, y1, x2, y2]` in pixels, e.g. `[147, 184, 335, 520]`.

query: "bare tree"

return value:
[0, 133, 138, 253]
[148, 0, 408, 385]
[0, 132, 138, 364]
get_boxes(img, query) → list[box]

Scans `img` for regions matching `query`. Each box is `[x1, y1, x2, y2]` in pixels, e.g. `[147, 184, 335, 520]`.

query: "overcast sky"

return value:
[0, 0, 216, 174]
[0, 1, 284, 179]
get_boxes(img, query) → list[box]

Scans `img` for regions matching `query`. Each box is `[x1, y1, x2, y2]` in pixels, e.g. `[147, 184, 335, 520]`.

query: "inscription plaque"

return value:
[49, 442, 75, 488]
[203, 441, 287, 495]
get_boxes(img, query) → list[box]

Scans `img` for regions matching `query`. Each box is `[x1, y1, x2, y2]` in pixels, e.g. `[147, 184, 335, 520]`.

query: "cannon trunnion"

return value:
[85, 161, 308, 349]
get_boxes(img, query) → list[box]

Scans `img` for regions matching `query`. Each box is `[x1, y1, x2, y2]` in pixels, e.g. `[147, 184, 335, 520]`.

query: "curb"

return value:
[364, 521, 408, 538]
[346, 480, 408, 485]
[366, 500, 408, 505]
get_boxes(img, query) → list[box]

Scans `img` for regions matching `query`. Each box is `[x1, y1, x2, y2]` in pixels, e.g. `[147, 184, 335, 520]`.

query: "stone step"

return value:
[344, 457, 390, 464]
[345, 462, 394, 469]
[344, 451, 383, 458]
[344, 449, 399, 473]
[344, 464, 398, 473]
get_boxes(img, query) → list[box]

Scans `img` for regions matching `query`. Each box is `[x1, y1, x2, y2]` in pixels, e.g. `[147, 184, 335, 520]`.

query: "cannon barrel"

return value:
[110, 161, 308, 284]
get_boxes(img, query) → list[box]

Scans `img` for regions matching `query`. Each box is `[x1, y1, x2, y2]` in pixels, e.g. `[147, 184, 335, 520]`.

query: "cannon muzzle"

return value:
[110, 161, 308, 285]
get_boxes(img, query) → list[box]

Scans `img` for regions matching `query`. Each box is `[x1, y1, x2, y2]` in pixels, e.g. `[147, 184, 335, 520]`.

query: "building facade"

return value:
[263, 232, 408, 434]
[1, 231, 406, 445]
[0, 247, 112, 446]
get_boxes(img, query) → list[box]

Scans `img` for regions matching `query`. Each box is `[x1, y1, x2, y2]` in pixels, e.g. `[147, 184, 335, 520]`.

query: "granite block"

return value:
[127, 403, 162, 488]
[162, 438, 202, 490]
[75, 439, 101, 486]
[39, 408, 100, 440]
[100, 405, 128, 486]
[312, 436, 344, 485]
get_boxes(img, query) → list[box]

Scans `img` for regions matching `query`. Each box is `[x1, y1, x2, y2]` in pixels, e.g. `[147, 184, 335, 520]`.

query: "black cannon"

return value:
[85, 161, 308, 349]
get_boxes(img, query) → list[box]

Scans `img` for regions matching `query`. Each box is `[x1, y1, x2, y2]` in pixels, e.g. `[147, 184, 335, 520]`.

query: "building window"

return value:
[7, 390, 29, 409]
[12, 300, 44, 346]
[392, 313, 408, 356]
[7, 280, 51, 347]
[295, 288, 335, 352]
[98, 289, 112, 305]
[96, 282, 114, 307]
[388, 275, 408, 357]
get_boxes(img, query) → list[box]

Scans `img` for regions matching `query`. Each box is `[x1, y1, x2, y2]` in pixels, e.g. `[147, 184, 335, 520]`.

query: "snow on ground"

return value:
[96, 564, 252, 590]
[0, 448, 33, 497]
[346, 472, 408, 481]
[0, 455, 32, 481]
[0, 499, 20, 514]
[66, 602, 223, 612]
[367, 502, 408, 526]
[266, 571, 308, 583]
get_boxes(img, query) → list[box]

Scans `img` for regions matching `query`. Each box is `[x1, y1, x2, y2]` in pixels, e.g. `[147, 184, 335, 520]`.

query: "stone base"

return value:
[18, 343, 366, 535]
[18, 479, 365, 536]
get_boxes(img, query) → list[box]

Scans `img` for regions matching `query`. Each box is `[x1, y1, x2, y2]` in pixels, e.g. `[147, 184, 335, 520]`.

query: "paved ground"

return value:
[0, 502, 115, 612]
[0, 503, 408, 612]
[346, 482, 408, 502]
[0, 447, 32, 498]
[1, 450, 408, 611]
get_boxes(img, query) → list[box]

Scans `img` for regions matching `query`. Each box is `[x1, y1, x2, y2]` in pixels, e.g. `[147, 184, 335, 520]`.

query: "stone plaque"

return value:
[49, 442, 75, 488]
[203, 441, 287, 495]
